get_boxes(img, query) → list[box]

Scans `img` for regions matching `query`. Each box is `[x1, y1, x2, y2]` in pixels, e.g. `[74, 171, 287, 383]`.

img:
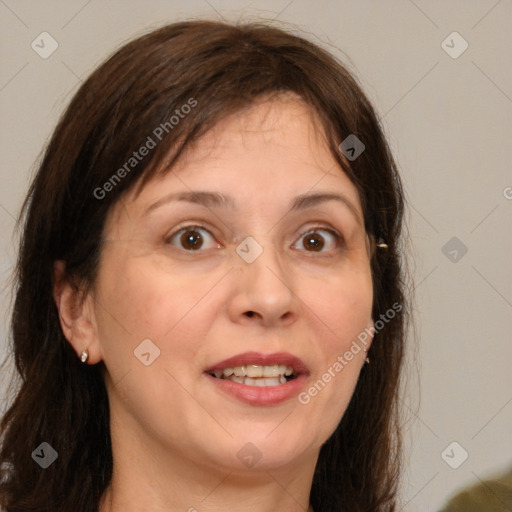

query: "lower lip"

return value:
[204, 373, 308, 406]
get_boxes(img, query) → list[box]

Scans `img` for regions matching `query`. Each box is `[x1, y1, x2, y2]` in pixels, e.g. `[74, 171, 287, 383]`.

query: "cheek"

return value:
[99, 255, 216, 337]
[94, 256, 223, 436]
[306, 266, 373, 351]
[95, 254, 226, 383]
[296, 268, 372, 428]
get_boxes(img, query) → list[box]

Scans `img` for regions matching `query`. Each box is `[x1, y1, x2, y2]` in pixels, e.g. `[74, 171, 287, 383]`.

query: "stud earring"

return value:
[376, 239, 388, 250]
[363, 349, 370, 365]
[79, 349, 89, 363]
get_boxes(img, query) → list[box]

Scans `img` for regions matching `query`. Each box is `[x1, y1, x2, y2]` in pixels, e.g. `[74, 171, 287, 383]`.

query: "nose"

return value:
[227, 240, 299, 328]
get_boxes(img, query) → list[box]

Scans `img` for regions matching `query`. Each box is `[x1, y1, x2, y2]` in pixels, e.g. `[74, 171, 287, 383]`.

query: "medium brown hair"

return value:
[0, 20, 407, 511]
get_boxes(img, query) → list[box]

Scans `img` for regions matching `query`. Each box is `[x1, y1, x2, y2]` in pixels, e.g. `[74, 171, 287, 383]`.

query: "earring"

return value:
[79, 349, 89, 363]
[363, 349, 370, 365]
[376, 239, 388, 250]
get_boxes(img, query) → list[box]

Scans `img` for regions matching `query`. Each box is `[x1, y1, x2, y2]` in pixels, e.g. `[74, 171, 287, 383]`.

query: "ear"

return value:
[53, 260, 103, 364]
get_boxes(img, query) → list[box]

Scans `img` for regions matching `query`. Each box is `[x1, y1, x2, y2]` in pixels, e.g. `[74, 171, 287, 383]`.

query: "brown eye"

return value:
[293, 228, 343, 253]
[303, 232, 325, 252]
[180, 230, 203, 250]
[168, 226, 219, 251]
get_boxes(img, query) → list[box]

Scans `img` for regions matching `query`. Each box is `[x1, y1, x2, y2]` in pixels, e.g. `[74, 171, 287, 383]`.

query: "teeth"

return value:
[209, 364, 298, 386]
[246, 365, 263, 378]
[224, 375, 284, 386]
[263, 364, 280, 377]
[233, 366, 246, 377]
[213, 364, 295, 380]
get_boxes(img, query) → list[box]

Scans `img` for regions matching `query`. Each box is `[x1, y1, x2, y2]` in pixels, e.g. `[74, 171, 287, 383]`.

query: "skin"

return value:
[54, 94, 374, 512]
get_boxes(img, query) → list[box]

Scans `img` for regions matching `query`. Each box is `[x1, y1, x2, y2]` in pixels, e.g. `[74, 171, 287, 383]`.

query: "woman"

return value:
[0, 20, 407, 511]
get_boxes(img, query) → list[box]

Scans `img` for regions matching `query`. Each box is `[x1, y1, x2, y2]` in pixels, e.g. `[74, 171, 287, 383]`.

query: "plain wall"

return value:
[1, 1, 511, 510]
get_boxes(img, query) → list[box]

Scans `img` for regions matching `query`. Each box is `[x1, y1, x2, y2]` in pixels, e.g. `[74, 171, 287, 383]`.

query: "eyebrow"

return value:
[143, 190, 362, 224]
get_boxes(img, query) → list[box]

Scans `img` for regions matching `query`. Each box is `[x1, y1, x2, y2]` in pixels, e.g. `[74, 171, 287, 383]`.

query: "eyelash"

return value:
[166, 224, 345, 254]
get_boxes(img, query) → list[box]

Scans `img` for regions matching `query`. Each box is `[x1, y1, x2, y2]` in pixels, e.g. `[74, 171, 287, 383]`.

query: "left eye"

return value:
[292, 228, 343, 253]
[168, 226, 220, 251]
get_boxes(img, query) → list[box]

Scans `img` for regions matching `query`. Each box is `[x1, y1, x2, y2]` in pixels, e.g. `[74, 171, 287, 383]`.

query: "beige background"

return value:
[1, 1, 511, 510]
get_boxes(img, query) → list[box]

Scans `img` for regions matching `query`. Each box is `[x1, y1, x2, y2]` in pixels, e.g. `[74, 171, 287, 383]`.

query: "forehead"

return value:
[174, 94, 331, 169]
[112, 95, 362, 226]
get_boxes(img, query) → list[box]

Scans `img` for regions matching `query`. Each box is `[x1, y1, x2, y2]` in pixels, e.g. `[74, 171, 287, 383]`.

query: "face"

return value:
[88, 95, 374, 475]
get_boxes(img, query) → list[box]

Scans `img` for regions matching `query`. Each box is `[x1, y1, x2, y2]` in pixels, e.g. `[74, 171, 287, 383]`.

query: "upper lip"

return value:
[204, 351, 309, 375]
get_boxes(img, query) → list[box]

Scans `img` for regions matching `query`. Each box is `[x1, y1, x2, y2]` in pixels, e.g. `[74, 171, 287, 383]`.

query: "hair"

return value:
[0, 20, 408, 512]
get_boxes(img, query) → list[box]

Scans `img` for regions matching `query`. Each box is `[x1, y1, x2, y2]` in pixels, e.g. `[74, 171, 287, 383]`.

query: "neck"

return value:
[99, 410, 317, 512]
[100, 463, 316, 512]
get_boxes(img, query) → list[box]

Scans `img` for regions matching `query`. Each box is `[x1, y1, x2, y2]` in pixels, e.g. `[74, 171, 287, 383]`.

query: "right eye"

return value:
[167, 225, 221, 251]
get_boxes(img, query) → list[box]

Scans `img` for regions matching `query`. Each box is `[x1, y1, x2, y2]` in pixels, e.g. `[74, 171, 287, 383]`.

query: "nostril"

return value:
[245, 311, 256, 318]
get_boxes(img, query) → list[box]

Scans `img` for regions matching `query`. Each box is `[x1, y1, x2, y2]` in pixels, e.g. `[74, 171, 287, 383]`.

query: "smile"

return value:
[208, 364, 298, 386]
[204, 351, 309, 405]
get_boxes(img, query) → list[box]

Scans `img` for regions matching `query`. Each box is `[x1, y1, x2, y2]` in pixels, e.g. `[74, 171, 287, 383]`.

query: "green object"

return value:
[439, 466, 512, 511]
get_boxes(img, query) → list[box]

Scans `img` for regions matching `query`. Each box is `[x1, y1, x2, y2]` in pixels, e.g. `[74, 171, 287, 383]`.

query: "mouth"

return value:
[204, 351, 308, 388]
[207, 364, 298, 386]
